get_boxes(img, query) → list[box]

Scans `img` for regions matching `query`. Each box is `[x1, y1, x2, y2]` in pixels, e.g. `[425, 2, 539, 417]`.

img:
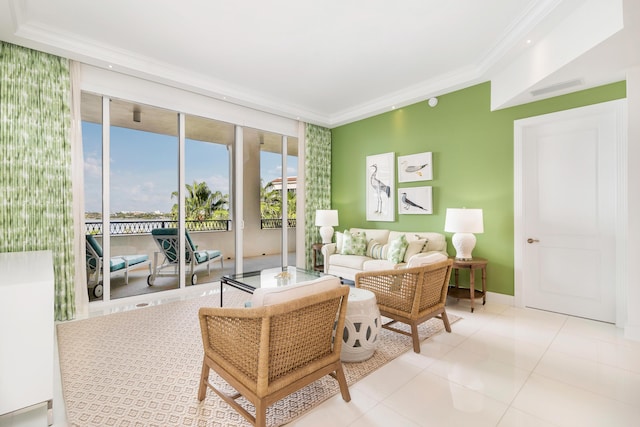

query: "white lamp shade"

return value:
[445, 208, 483, 260]
[315, 210, 339, 226]
[444, 208, 484, 233]
[315, 210, 339, 244]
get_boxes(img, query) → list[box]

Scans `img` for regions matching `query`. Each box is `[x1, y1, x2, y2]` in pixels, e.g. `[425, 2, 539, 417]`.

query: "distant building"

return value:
[270, 176, 297, 191]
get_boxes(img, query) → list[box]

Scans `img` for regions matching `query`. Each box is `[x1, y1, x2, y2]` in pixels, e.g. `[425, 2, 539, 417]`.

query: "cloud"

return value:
[84, 155, 101, 177]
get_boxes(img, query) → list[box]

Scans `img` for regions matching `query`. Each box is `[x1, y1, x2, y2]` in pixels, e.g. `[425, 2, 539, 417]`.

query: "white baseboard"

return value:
[486, 291, 515, 306]
[624, 324, 640, 342]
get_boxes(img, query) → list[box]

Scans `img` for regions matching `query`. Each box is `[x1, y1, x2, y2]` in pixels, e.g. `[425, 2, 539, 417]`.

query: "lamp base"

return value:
[451, 232, 477, 261]
[319, 226, 334, 244]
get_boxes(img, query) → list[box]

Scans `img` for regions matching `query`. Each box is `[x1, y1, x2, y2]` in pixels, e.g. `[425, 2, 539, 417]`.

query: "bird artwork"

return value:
[401, 192, 430, 212]
[369, 164, 390, 213]
[401, 160, 429, 177]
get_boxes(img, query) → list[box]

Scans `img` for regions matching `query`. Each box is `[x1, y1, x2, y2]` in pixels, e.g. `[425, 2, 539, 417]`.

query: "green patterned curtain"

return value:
[304, 124, 332, 269]
[0, 42, 75, 321]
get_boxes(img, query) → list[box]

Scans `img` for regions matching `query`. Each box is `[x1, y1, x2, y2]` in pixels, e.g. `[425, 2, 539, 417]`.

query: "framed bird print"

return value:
[366, 152, 395, 222]
[398, 152, 432, 182]
[398, 186, 432, 215]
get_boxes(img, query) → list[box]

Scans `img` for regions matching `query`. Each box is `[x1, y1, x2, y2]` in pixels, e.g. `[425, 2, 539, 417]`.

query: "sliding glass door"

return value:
[184, 114, 235, 281]
[81, 89, 299, 303]
[240, 128, 298, 273]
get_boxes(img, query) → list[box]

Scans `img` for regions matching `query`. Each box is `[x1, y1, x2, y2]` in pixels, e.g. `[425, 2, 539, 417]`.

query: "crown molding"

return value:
[2, 0, 576, 129]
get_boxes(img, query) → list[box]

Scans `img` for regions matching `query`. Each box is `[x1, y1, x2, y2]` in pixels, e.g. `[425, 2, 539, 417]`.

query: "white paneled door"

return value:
[515, 101, 623, 323]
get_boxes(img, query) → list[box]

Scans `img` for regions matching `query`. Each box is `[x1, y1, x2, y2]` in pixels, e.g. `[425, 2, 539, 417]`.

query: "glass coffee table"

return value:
[220, 266, 324, 306]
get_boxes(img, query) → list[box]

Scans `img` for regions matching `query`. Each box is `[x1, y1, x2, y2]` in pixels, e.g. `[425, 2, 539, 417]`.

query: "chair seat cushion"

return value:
[194, 249, 221, 264]
[406, 252, 448, 268]
[109, 257, 126, 272]
[251, 275, 341, 307]
[121, 254, 149, 267]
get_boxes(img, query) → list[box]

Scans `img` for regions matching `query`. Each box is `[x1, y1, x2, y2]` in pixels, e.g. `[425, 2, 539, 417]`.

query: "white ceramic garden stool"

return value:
[341, 287, 382, 362]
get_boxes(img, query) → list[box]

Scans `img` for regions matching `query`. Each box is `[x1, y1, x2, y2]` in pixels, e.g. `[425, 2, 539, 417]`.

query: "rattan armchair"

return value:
[355, 259, 453, 353]
[198, 285, 351, 427]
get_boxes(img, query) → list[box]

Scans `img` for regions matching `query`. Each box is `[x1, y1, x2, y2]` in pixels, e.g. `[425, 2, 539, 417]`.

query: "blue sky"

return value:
[83, 122, 297, 213]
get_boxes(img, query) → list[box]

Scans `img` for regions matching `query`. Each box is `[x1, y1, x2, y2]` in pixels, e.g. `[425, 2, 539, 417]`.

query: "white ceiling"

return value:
[0, 0, 637, 127]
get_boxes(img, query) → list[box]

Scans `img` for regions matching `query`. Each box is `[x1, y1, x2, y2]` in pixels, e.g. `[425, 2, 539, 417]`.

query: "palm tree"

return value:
[171, 181, 229, 221]
[286, 189, 296, 219]
[260, 180, 281, 219]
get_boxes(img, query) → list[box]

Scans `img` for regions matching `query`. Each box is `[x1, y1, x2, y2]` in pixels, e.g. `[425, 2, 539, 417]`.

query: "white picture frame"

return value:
[398, 152, 432, 182]
[366, 152, 395, 222]
[398, 186, 432, 215]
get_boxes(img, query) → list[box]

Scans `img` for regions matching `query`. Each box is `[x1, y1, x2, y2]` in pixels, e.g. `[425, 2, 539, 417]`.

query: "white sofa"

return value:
[321, 228, 448, 281]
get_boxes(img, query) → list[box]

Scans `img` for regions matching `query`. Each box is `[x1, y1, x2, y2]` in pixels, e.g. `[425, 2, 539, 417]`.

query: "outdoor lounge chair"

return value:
[85, 234, 150, 298]
[148, 228, 223, 286]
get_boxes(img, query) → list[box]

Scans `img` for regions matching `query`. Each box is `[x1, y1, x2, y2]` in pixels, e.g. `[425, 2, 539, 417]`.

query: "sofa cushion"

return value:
[330, 254, 372, 270]
[250, 275, 341, 307]
[363, 259, 396, 271]
[350, 228, 390, 244]
[341, 230, 367, 255]
[387, 234, 409, 264]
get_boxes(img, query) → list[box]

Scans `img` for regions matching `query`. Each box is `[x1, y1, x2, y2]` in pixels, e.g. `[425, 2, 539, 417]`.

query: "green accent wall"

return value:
[330, 81, 626, 296]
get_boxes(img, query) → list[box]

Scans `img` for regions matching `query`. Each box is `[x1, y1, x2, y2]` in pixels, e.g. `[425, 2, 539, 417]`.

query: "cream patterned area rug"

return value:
[57, 290, 460, 427]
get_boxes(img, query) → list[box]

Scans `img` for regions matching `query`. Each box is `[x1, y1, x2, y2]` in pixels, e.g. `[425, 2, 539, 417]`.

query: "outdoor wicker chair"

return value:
[198, 281, 351, 427]
[355, 259, 453, 353]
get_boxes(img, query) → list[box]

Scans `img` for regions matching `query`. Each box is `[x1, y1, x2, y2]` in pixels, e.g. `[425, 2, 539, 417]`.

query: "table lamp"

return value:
[315, 210, 339, 244]
[444, 208, 484, 260]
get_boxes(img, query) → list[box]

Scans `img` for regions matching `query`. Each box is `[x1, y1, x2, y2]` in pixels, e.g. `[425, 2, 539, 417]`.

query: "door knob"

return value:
[527, 238, 540, 244]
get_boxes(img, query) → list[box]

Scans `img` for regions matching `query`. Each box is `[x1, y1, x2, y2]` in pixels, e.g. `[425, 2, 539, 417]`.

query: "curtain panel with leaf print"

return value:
[0, 42, 75, 321]
[304, 123, 332, 270]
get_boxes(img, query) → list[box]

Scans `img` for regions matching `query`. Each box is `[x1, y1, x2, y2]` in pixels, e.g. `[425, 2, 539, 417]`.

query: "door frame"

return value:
[514, 99, 628, 326]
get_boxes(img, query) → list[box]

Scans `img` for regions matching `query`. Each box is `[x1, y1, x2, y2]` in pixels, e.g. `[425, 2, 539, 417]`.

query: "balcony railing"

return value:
[85, 219, 231, 235]
[260, 218, 297, 229]
[85, 218, 297, 235]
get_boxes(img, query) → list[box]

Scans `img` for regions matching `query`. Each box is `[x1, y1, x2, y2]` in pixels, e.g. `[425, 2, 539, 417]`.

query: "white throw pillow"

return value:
[402, 238, 427, 262]
[335, 231, 344, 253]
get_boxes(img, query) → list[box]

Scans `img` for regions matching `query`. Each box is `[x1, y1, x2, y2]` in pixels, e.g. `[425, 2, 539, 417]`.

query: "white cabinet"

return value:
[0, 250, 54, 421]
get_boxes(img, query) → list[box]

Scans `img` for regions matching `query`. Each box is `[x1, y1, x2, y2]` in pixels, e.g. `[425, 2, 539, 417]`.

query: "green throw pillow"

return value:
[387, 234, 409, 264]
[341, 230, 368, 255]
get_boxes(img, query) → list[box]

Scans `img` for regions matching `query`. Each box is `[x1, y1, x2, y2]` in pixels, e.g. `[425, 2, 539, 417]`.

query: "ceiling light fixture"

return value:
[428, 97, 438, 107]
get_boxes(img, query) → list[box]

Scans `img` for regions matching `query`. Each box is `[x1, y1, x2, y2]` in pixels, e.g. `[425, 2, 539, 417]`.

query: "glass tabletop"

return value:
[222, 266, 324, 291]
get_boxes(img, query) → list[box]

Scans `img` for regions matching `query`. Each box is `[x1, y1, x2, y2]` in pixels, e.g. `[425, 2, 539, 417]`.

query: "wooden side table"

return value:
[448, 256, 488, 312]
[312, 243, 324, 272]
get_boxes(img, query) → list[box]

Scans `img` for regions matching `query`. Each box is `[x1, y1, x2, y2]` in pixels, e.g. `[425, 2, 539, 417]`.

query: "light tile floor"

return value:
[3, 293, 640, 427]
